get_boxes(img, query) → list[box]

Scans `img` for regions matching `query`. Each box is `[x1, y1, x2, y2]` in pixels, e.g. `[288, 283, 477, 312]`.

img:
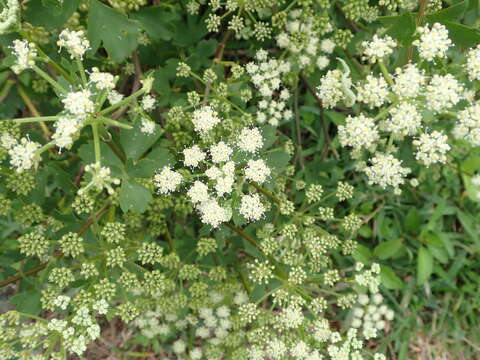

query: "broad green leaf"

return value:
[130, 7, 179, 41]
[261, 125, 278, 150]
[87, 0, 139, 62]
[10, 290, 42, 315]
[119, 178, 152, 213]
[442, 21, 480, 48]
[78, 141, 124, 172]
[426, 1, 468, 22]
[374, 238, 403, 260]
[119, 117, 162, 161]
[25, 0, 80, 30]
[126, 146, 174, 177]
[265, 150, 291, 173]
[352, 244, 372, 264]
[380, 265, 404, 290]
[405, 208, 421, 234]
[456, 210, 480, 244]
[417, 247, 434, 285]
[387, 12, 416, 45]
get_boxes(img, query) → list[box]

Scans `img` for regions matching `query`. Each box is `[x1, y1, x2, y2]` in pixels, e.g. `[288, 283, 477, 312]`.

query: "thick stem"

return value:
[378, 60, 394, 87]
[99, 88, 145, 116]
[92, 122, 102, 165]
[13, 116, 59, 123]
[75, 56, 88, 87]
[250, 182, 281, 204]
[98, 116, 133, 130]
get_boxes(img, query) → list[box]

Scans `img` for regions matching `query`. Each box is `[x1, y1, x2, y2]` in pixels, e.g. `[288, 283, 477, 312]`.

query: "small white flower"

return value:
[198, 199, 229, 227]
[244, 159, 271, 184]
[356, 75, 390, 108]
[154, 167, 182, 194]
[363, 153, 411, 190]
[320, 39, 336, 54]
[183, 144, 206, 167]
[107, 90, 124, 105]
[362, 35, 396, 63]
[140, 117, 156, 134]
[79, 163, 121, 195]
[62, 89, 94, 118]
[53, 117, 82, 149]
[239, 193, 265, 222]
[191, 105, 221, 133]
[338, 114, 379, 151]
[210, 141, 233, 163]
[238, 127, 263, 153]
[385, 102, 422, 137]
[187, 181, 210, 204]
[57, 29, 90, 58]
[89, 67, 116, 90]
[141, 94, 156, 111]
[10, 39, 37, 74]
[8, 137, 41, 172]
[392, 64, 426, 99]
[425, 74, 463, 112]
[465, 45, 480, 81]
[413, 22, 451, 61]
[414, 131, 450, 166]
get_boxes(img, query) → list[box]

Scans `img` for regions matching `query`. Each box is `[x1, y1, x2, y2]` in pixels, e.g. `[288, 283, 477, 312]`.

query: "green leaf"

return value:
[25, 0, 80, 30]
[386, 12, 416, 45]
[417, 247, 434, 285]
[130, 7, 179, 41]
[426, 1, 468, 23]
[10, 290, 42, 315]
[126, 145, 175, 177]
[87, 0, 139, 62]
[265, 150, 291, 173]
[119, 178, 152, 213]
[442, 21, 480, 48]
[380, 265, 404, 290]
[78, 141, 124, 171]
[374, 238, 403, 260]
[352, 244, 372, 264]
[119, 117, 162, 161]
[405, 208, 421, 234]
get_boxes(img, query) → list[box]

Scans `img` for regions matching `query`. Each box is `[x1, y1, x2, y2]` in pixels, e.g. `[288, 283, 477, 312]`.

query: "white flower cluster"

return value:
[246, 50, 292, 126]
[327, 27, 480, 191]
[79, 163, 121, 195]
[351, 293, 394, 340]
[362, 35, 396, 63]
[356, 75, 389, 108]
[62, 89, 94, 119]
[363, 153, 411, 192]
[89, 67, 117, 90]
[316, 61, 355, 108]
[0, 134, 40, 172]
[413, 23, 452, 61]
[57, 29, 90, 58]
[10, 39, 37, 74]
[154, 105, 271, 227]
[338, 114, 379, 152]
[276, 10, 334, 70]
[52, 117, 83, 149]
[413, 131, 450, 167]
[466, 45, 480, 81]
[454, 103, 480, 146]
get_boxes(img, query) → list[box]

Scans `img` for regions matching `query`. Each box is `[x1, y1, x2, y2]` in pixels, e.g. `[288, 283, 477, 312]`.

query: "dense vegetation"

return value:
[0, 0, 479, 359]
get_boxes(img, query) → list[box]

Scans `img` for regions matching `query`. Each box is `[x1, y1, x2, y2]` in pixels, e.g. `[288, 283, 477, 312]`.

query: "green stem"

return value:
[32, 65, 68, 95]
[36, 141, 56, 154]
[250, 182, 281, 204]
[13, 116, 60, 123]
[98, 116, 133, 130]
[92, 122, 101, 165]
[225, 223, 260, 249]
[99, 88, 145, 116]
[75, 56, 88, 87]
[378, 60, 394, 87]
